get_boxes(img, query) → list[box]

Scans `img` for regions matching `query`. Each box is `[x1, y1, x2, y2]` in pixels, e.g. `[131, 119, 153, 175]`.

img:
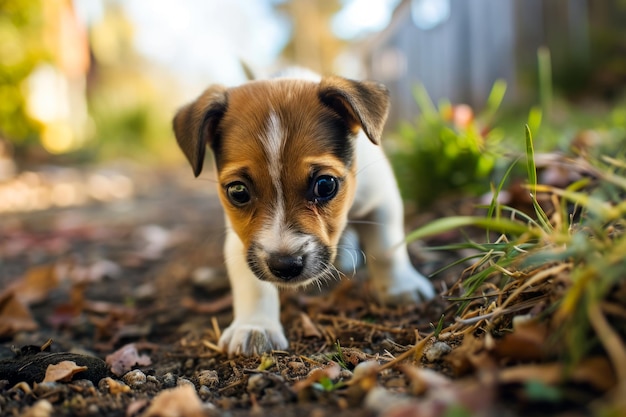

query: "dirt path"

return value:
[0, 165, 606, 417]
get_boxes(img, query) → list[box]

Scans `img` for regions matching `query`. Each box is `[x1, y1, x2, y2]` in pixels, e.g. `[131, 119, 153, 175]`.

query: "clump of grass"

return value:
[391, 80, 507, 209]
[407, 124, 626, 409]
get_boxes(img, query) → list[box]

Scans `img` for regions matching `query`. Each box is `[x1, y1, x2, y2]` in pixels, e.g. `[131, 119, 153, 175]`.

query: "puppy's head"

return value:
[173, 75, 389, 288]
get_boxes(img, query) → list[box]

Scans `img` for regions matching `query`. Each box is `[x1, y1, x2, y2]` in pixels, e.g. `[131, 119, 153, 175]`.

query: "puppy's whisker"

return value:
[354, 156, 391, 177]
[346, 219, 385, 227]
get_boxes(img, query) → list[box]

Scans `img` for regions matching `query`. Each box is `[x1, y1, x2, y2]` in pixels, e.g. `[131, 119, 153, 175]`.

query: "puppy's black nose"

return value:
[267, 255, 304, 280]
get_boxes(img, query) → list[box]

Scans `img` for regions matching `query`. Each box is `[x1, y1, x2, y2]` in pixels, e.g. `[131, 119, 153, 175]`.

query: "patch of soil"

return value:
[0, 166, 611, 417]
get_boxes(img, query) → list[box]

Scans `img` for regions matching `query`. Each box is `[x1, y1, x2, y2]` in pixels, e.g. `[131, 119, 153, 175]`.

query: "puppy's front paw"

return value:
[219, 320, 288, 357]
[375, 267, 435, 306]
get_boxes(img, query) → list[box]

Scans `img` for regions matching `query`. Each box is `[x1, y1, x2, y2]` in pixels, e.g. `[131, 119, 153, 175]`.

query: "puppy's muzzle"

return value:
[266, 253, 305, 281]
[247, 237, 333, 285]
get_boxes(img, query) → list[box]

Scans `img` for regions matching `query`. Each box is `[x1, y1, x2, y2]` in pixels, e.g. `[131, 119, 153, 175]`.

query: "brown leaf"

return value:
[300, 312, 322, 338]
[493, 320, 549, 361]
[0, 289, 38, 337]
[142, 384, 205, 417]
[444, 333, 484, 376]
[401, 365, 451, 396]
[14, 264, 60, 305]
[498, 357, 616, 391]
[105, 343, 152, 376]
[42, 360, 88, 383]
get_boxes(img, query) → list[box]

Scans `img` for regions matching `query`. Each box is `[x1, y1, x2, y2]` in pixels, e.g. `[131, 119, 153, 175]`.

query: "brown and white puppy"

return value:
[173, 70, 434, 356]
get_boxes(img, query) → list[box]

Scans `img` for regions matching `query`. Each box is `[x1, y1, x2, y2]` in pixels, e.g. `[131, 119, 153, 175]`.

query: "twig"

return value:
[499, 263, 570, 311]
[202, 340, 223, 354]
[211, 316, 221, 341]
[454, 295, 549, 325]
[378, 331, 432, 372]
[316, 314, 413, 334]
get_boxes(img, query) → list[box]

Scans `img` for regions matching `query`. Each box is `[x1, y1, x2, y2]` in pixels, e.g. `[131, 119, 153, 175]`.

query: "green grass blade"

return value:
[525, 124, 538, 193]
[486, 157, 522, 241]
[482, 79, 508, 123]
[525, 125, 553, 231]
[405, 216, 537, 243]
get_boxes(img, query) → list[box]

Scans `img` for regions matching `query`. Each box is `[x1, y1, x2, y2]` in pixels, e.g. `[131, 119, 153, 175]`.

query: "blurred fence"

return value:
[360, 0, 623, 127]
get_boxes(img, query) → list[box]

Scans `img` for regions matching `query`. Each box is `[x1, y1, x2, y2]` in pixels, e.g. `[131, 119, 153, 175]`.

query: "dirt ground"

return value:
[0, 164, 611, 417]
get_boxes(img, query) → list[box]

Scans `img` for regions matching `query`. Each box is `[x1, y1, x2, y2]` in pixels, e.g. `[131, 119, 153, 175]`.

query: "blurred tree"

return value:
[85, 1, 182, 162]
[275, 0, 346, 74]
[0, 0, 49, 145]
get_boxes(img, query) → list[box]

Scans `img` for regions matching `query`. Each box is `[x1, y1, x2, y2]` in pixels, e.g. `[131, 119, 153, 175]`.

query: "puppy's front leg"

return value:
[354, 149, 435, 304]
[357, 200, 435, 304]
[218, 230, 288, 356]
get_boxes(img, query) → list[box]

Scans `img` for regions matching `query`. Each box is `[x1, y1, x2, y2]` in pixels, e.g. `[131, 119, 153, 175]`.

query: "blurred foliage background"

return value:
[1, 0, 625, 211]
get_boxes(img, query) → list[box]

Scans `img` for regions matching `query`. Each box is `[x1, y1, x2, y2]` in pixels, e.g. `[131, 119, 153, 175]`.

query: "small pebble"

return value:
[339, 369, 353, 379]
[247, 374, 270, 394]
[353, 360, 379, 380]
[33, 382, 61, 396]
[70, 379, 95, 391]
[195, 370, 219, 389]
[424, 341, 452, 362]
[285, 361, 307, 377]
[21, 399, 53, 417]
[161, 372, 177, 388]
[364, 386, 410, 414]
[198, 385, 212, 400]
[122, 369, 147, 388]
[176, 377, 195, 388]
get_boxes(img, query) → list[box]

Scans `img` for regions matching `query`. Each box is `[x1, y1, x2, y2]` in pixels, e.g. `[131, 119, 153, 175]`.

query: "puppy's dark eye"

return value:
[226, 182, 251, 206]
[311, 175, 338, 202]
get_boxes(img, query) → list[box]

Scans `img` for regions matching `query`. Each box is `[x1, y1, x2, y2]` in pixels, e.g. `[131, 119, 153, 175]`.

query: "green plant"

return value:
[406, 124, 626, 406]
[326, 340, 349, 370]
[391, 80, 506, 209]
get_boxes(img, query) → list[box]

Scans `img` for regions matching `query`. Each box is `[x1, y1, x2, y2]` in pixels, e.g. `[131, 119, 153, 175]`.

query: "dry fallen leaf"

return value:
[401, 365, 452, 396]
[493, 320, 549, 361]
[0, 289, 38, 338]
[444, 333, 484, 376]
[14, 264, 60, 305]
[106, 343, 152, 376]
[42, 360, 88, 383]
[300, 312, 322, 338]
[498, 357, 616, 392]
[141, 384, 205, 417]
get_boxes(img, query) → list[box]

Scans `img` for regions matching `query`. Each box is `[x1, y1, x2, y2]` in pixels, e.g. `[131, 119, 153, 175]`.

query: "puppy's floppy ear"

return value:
[318, 76, 390, 145]
[173, 85, 228, 177]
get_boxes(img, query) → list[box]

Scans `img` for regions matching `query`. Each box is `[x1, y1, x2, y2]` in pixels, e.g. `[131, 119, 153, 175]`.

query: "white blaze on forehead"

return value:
[260, 111, 284, 215]
[258, 111, 288, 252]
[262, 111, 284, 187]
[256, 111, 313, 255]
